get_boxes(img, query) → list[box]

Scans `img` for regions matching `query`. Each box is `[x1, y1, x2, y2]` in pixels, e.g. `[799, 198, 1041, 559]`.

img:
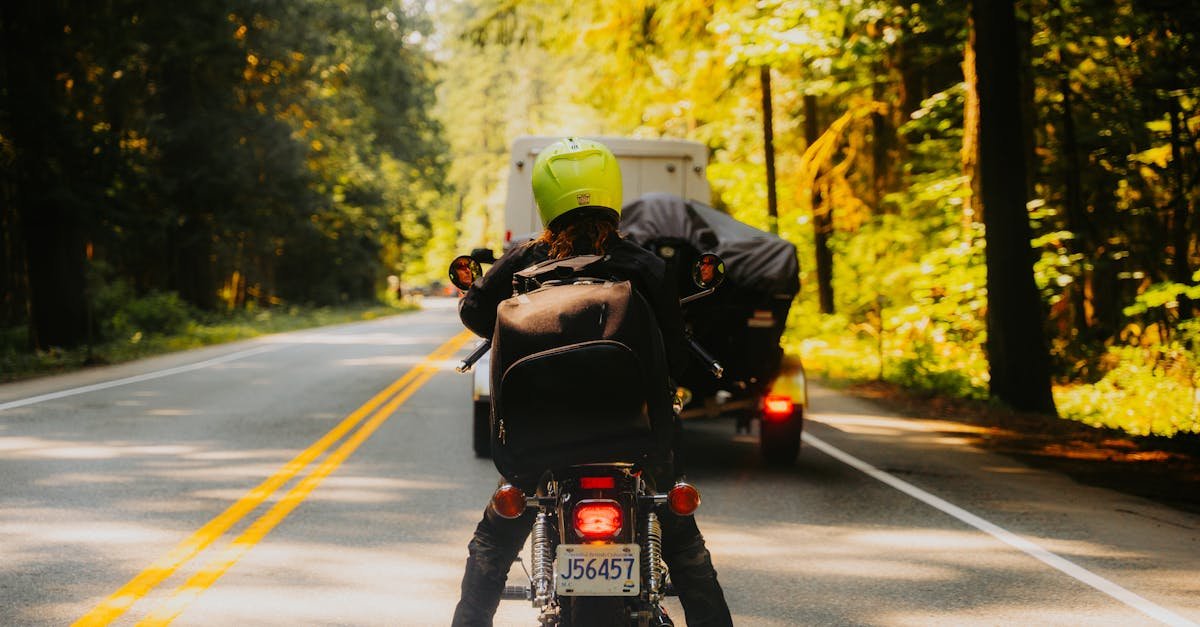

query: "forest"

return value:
[3, 0, 1198, 438]
[1, 1, 450, 351]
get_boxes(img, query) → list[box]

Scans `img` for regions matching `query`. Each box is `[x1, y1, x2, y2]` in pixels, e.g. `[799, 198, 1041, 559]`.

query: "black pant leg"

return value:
[451, 505, 535, 627]
[659, 508, 733, 627]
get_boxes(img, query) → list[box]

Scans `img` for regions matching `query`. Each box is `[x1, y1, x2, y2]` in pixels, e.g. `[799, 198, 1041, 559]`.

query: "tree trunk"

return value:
[971, 0, 1057, 414]
[0, 171, 26, 331]
[961, 27, 981, 237]
[1168, 97, 1194, 319]
[871, 76, 894, 207]
[2, 1, 90, 349]
[1059, 77, 1097, 335]
[760, 65, 778, 234]
[805, 94, 835, 314]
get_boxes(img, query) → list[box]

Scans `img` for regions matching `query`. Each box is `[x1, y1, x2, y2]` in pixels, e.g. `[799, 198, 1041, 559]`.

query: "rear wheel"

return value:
[472, 400, 491, 458]
[760, 406, 803, 466]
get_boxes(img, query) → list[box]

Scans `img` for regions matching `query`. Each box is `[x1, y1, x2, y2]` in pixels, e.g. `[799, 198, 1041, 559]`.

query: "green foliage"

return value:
[0, 302, 415, 383]
[1, 0, 449, 343]
[1055, 344, 1200, 437]
[109, 292, 194, 338]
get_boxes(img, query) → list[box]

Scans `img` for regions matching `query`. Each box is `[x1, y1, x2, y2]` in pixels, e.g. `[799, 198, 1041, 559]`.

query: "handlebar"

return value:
[456, 339, 492, 373]
[686, 336, 723, 379]
[679, 287, 715, 306]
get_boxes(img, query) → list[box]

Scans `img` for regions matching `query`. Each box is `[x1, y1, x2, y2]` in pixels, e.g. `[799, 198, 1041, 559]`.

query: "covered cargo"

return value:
[621, 193, 800, 399]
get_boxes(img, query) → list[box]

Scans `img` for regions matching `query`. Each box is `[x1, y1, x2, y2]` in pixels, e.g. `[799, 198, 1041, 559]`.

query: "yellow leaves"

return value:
[1131, 143, 1171, 168]
[235, 25, 248, 40]
[119, 132, 149, 153]
[310, 139, 324, 152]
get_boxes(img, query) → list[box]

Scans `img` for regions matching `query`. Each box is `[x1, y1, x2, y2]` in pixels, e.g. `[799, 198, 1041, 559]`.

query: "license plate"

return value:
[555, 544, 640, 596]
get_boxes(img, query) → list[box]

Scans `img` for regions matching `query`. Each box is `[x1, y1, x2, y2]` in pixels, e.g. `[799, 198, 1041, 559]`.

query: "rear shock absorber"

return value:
[644, 511, 664, 602]
[531, 510, 554, 607]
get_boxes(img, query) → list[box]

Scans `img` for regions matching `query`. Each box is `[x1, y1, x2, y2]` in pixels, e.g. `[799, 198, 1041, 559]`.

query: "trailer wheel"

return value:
[473, 400, 492, 458]
[760, 407, 802, 466]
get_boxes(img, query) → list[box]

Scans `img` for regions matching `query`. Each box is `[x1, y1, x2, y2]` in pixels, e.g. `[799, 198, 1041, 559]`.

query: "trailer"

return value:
[621, 193, 806, 465]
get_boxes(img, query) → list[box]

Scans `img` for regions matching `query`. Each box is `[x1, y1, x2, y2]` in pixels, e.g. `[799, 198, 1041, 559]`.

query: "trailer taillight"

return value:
[763, 395, 794, 421]
[573, 500, 623, 540]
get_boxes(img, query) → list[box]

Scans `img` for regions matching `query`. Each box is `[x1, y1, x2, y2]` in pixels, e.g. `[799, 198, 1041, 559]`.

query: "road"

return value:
[1, 299, 1197, 626]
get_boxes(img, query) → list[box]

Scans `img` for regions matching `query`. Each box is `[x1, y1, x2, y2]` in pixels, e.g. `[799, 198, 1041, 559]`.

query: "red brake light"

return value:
[573, 500, 623, 540]
[580, 476, 615, 489]
[668, 482, 701, 516]
[490, 484, 526, 519]
[763, 394, 794, 421]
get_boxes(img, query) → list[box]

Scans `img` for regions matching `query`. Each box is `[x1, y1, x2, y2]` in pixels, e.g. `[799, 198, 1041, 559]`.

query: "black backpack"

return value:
[489, 255, 673, 485]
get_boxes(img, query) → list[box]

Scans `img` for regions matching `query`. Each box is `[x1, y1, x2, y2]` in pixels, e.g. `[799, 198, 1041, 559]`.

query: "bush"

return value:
[1056, 344, 1200, 437]
[106, 291, 195, 339]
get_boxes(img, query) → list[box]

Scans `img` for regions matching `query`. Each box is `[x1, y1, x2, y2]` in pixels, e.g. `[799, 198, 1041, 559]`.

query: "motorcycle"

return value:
[448, 253, 728, 627]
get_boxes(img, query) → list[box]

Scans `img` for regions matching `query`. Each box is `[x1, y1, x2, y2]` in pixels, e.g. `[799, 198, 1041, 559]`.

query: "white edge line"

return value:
[802, 431, 1198, 627]
[0, 345, 283, 412]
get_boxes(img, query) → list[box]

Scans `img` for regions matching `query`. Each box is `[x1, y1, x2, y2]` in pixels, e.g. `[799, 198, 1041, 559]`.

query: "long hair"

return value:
[536, 208, 619, 259]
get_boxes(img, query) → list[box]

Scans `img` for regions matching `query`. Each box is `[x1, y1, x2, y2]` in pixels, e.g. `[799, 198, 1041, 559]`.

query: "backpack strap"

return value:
[513, 254, 610, 292]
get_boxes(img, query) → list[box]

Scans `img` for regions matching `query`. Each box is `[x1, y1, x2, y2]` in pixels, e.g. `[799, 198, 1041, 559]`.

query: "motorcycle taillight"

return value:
[580, 476, 615, 489]
[573, 499, 623, 541]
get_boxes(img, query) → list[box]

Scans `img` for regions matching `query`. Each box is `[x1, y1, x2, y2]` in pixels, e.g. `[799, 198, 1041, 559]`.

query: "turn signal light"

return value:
[574, 500, 623, 540]
[763, 394, 794, 421]
[490, 484, 526, 519]
[668, 482, 702, 516]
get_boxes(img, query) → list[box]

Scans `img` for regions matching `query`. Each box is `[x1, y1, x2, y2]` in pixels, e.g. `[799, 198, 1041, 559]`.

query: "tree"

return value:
[1, 0, 102, 349]
[971, 0, 1057, 413]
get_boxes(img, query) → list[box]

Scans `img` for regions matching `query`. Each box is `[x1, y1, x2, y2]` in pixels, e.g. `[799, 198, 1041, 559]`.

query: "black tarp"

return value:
[620, 193, 800, 396]
[620, 193, 800, 300]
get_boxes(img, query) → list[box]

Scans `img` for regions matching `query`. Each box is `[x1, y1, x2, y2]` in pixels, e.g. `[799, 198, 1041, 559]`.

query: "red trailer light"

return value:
[573, 500, 623, 540]
[490, 484, 526, 519]
[763, 395, 794, 421]
[667, 482, 702, 516]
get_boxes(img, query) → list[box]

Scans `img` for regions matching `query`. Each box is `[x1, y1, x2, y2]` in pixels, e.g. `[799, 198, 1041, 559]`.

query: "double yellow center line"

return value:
[74, 330, 475, 626]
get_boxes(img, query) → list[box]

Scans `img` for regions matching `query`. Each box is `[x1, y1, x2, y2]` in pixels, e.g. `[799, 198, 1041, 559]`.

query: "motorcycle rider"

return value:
[452, 137, 733, 626]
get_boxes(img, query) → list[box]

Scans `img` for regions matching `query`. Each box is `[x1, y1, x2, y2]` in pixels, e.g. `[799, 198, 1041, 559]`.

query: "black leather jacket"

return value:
[458, 237, 687, 380]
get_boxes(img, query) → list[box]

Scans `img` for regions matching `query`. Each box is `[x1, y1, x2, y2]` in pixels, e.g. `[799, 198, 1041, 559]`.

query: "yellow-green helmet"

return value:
[531, 137, 622, 228]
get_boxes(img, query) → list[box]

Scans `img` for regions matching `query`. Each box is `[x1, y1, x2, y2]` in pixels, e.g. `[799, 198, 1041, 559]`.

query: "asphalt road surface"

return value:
[1, 299, 1197, 626]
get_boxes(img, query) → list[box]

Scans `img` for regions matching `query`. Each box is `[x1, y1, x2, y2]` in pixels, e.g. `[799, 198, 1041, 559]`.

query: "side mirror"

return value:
[692, 253, 725, 289]
[449, 255, 483, 291]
